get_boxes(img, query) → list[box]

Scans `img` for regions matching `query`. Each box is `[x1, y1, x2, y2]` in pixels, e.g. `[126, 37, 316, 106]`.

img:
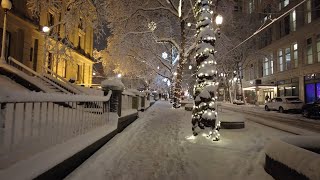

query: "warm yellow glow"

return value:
[42, 26, 50, 33]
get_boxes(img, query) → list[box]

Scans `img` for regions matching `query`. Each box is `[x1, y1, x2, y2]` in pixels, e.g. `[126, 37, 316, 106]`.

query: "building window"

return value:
[77, 64, 81, 81]
[30, 48, 33, 62]
[284, 0, 289, 7]
[307, 38, 313, 64]
[279, 49, 284, 71]
[263, 58, 269, 76]
[285, 47, 291, 70]
[279, 0, 290, 10]
[306, 0, 312, 23]
[47, 53, 53, 70]
[263, 54, 273, 76]
[314, 0, 320, 19]
[284, 16, 290, 35]
[317, 35, 320, 62]
[61, 59, 67, 78]
[249, 64, 254, 80]
[290, 10, 296, 32]
[293, 42, 298, 68]
[249, 0, 254, 14]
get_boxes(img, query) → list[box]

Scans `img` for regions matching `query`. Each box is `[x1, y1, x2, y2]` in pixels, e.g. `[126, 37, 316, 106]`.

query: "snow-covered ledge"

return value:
[265, 136, 320, 180]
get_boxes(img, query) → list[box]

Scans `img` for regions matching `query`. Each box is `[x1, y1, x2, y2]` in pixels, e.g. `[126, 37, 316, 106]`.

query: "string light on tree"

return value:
[191, 0, 223, 141]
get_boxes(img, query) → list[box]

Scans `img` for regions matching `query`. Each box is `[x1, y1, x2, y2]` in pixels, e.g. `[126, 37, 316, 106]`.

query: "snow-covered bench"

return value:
[265, 136, 320, 180]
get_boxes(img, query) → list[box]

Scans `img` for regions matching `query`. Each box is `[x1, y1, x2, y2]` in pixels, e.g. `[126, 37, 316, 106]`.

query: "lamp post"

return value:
[0, 0, 12, 63]
[42, 26, 50, 73]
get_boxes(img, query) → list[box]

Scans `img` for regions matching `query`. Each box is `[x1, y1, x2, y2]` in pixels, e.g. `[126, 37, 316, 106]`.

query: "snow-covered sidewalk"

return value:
[66, 101, 292, 180]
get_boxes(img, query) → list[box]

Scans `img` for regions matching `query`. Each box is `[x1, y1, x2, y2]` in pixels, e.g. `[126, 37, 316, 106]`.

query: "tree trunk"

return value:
[173, 19, 185, 108]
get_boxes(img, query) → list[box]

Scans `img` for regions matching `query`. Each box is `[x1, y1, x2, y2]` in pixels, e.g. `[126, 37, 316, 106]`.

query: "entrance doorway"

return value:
[263, 89, 274, 102]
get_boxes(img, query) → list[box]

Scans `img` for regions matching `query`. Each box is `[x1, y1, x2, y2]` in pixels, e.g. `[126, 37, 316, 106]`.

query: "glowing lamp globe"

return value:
[1, 0, 12, 10]
[42, 26, 50, 33]
[215, 14, 223, 25]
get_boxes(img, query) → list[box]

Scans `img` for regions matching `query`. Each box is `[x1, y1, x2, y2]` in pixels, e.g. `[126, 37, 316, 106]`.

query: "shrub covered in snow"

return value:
[101, 78, 125, 91]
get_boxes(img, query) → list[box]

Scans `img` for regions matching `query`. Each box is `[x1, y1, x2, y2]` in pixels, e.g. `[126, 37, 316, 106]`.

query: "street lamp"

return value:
[162, 52, 168, 59]
[117, 74, 122, 78]
[42, 26, 50, 73]
[215, 14, 223, 26]
[0, 0, 12, 63]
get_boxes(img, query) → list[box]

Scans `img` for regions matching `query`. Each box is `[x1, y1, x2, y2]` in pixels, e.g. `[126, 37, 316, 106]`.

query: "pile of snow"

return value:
[122, 90, 135, 96]
[101, 78, 125, 90]
[265, 136, 320, 180]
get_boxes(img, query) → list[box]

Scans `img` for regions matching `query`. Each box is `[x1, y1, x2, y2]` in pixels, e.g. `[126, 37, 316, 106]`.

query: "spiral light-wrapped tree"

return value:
[192, 0, 221, 141]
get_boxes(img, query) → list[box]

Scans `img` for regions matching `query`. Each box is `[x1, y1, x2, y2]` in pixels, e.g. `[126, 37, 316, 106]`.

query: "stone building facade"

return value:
[241, 0, 320, 104]
[0, 0, 94, 86]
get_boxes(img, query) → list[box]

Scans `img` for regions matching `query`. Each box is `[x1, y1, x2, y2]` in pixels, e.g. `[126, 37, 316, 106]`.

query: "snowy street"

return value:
[66, 101, 292, 180]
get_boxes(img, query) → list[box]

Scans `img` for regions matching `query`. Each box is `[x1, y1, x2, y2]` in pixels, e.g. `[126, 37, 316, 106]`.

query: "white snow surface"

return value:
[265, 136, 320, 180]
[101, 78, 125, 90]
[0, 75, 30, 96]
[0, 113, 118, 180]
[66, 101, 293, 180]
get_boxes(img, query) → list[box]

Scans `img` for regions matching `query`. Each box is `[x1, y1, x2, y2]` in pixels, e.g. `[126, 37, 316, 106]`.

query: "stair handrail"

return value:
[7, 57, 70, 94]
[42, 65, 84, 94]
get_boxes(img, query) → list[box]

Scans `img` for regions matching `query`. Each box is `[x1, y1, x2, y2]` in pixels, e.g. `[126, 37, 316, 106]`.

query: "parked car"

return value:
[302, 99, 320, 118]
[233, 99, 245, 105]
[265, 96, 303, 113]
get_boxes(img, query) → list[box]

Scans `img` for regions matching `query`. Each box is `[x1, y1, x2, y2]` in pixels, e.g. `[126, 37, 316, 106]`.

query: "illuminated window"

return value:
[293, 43, 298, 68]
[285, 47, 291, 70]
[290, 10, 296, 32]
[306, 0, 312, 23]
[263, 54, 273, 76]
[279, 49, 284, 71]
[284, 0, 289, 7]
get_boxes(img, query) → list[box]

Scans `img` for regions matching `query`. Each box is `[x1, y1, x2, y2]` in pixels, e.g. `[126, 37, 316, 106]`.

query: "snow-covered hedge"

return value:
[101, 78, 125, 90]
[265, 136, 320, 180]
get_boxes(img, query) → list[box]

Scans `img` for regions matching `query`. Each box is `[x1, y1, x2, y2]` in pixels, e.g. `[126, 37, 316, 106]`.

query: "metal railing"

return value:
[43, 66, 84, 95]
[0, 90, 112, 168]
[7, 57, 70, 94]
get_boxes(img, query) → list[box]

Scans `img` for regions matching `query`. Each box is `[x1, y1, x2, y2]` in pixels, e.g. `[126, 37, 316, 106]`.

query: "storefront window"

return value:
[317, 35, 320, 62]
[305, 84, 316, 103]
[279, 86, 285, 96]
[317, 83, 320, 100]
[285, 86, 292, 96]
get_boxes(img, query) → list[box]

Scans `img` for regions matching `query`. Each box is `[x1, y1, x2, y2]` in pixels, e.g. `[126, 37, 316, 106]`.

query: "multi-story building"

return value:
[241, 0, 320, 104]
[0, 0, 94, 86]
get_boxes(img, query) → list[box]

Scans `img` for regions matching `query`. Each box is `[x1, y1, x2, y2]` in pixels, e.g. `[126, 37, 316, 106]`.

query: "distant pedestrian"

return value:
[265, 95, 269, 103]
